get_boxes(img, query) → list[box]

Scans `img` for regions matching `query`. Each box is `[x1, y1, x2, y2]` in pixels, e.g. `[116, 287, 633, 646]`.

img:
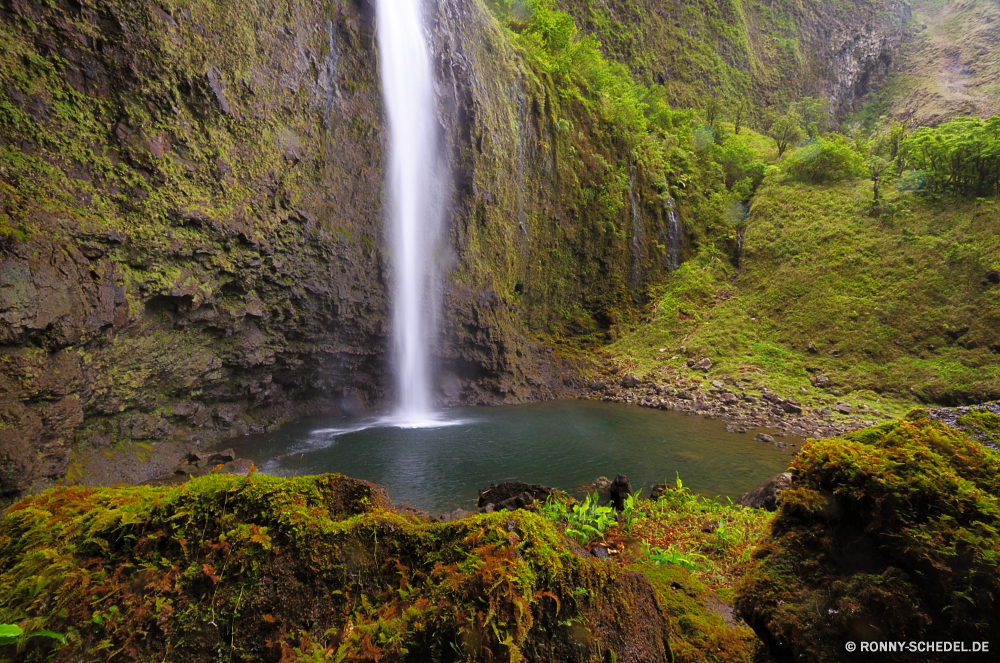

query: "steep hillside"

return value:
[877, 0, 1000, 125]
[610, 159, 1000, 408]
[555, 0, 910, 118]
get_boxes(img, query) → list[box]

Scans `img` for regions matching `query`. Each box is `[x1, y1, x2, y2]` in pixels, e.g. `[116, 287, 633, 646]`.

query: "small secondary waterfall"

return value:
[665, 191, 682, 271]
[377, 0, 445, 423]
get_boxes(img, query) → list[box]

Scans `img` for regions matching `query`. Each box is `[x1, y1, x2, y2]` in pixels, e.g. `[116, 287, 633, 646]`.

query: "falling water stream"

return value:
[377, 0, 446, 425]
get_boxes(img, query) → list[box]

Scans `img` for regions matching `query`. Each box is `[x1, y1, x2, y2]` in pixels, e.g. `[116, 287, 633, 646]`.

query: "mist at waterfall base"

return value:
[227, 400, 797, 515]
[377, 0, 446, 426]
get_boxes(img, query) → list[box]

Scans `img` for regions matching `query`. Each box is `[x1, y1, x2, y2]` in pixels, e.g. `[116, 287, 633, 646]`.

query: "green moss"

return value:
[0, 474, 669, 662]
[610, 173, 1000, 409]
[735, 412, 1000, 661]
[634, 563, 758, 663]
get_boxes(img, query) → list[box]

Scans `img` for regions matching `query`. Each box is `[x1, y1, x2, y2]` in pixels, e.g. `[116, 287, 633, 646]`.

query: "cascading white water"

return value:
[377, 0, 445, 424]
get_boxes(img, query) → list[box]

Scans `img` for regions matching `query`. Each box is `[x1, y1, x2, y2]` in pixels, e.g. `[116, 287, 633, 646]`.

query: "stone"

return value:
[394, 503, 436, 521]
[755, 433, 775, 443]
[781, 400, 803, 415]
[650, 484, 670, 499]
[834, 402, 853, 414]
[692, 358, 712, 371]
[987, 269, 1000, 284]
[220, 458, 255, 475]
[720, 392, 738, 404]
[711, 380, 724, 389]
[440, 508, 476, 522]
[477, 481, 552, 512]
[620, 374, 641, 388]
[738, 472, 792, 511]
[591, 545, 611, 560]
[806, 343, 818, 353]
[592, 476, 612, 490]
[812, 375, 831, 388]
[609, 474, 633, 510]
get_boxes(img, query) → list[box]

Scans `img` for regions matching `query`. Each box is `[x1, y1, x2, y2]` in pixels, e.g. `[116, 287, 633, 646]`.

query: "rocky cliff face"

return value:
[555, 0, 911, 119]
[0, 0, 673, 497]
[0, 0, 916, 498]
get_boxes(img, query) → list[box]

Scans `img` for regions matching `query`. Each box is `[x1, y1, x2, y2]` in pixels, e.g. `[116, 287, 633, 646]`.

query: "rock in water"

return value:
[609, 474, 634, 510]
[738, 472, 792, 511]
[477, 481, 553, 512]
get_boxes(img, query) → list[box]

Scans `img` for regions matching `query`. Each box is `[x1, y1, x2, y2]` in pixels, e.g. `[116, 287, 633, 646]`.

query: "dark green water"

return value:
[228, 400, 797, 515]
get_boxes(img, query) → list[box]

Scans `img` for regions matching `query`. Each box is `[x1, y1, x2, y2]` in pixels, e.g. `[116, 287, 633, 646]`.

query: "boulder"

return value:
[609, 474, 634, 510]
[440, 508, 476, 522]
[781, 400, 803, 415]
[620, 374, 641, 388]
[738, 472, 792, 511]
[755, 433, 775, 444]
[692, 358, 713, 371]
[477, 481, 553, 512]
[834, 402, 853, 415]
[811, 375, 831, 387]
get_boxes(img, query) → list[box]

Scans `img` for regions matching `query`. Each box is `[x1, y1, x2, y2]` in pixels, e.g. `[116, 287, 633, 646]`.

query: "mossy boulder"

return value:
[0, 473, 672, 662]
[735, 410, 1000, 661]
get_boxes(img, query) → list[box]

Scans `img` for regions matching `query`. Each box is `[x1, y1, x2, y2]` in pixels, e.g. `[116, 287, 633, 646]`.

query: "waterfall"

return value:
[377, 0, 445, 423]
[665, 191, 682, 271]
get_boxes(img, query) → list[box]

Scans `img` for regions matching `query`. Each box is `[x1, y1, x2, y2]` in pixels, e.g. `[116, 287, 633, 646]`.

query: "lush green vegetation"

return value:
[0, 473, 677, 662]
[900, 115, 1000, 195]
[736, 411, 1000, 661]
[608, 109, 1000, 406]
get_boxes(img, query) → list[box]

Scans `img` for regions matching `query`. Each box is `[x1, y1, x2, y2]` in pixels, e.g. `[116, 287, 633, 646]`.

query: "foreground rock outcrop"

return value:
[735, 411, 1000, 662]
[0, 473, 673, 662]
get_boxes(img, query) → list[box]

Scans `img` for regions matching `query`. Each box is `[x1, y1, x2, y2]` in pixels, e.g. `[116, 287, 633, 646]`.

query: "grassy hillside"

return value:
[609, 164, 1000, 408]
[873, 0, 1000, 126]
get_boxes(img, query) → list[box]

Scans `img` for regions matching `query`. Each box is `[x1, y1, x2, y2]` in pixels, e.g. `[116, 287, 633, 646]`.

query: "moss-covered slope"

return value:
[875, 0, 1000, 126]
[0, 473, 672, 662]
[610, 170, 1000, 408]
[735, 411, 1000, 661]
[554, 0, 910, 118]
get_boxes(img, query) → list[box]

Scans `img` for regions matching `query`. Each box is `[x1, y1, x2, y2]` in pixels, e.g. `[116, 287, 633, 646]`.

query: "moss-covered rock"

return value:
[0, 473, 672, 662]
[735, 410, 1000, 661]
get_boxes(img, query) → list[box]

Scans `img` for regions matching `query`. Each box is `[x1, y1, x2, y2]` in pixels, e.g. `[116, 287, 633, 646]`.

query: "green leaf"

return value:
[27, 630, 66, 644]
[0, 623, 22, 645]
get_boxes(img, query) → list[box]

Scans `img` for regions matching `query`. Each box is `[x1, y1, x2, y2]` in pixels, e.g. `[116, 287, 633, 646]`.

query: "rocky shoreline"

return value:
[580, 370, 896, 443]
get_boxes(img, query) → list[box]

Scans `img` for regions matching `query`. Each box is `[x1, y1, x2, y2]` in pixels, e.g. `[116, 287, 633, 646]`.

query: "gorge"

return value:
[2, 0, 1000, 660]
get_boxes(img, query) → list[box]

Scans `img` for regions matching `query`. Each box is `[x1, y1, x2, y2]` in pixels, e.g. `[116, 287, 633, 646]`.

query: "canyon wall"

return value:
[0, 0, 910, 497]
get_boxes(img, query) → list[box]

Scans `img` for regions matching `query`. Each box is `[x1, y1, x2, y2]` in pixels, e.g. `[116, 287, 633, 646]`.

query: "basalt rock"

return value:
[477, 481, 554, 512]
[737, 472, 792, 511]
[609, 474, 634, 510]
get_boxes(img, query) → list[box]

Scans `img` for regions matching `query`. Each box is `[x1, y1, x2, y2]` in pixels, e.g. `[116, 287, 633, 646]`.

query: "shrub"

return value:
[735, 411, 1000, 662]
[784, 134, 865, 183]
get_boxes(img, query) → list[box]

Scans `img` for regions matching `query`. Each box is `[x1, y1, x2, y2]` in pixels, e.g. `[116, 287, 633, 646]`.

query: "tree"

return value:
[791, 97, 830, 137]
[769, 113, 804, 157]
[704, 97, 722, 128]
[785, 134, 865, 183]
[732, 98, 749, 135]
[868, 155, 890, 201]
